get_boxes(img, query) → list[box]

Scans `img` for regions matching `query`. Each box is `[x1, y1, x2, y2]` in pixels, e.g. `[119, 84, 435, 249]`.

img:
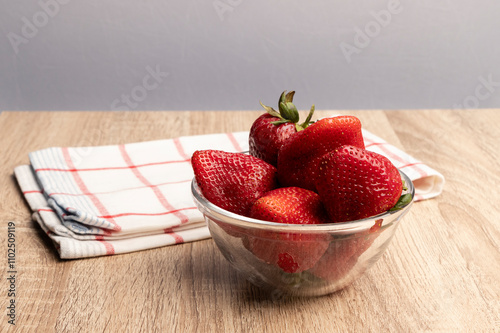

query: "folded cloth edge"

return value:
[14, 164, 212, 259]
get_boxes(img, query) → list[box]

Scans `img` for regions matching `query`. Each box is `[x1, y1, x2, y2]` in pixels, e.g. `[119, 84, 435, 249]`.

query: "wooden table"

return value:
[1, 110, 499, 332]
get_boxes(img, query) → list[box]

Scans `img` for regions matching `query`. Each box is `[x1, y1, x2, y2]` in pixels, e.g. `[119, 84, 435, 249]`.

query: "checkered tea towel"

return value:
[14, 130, 444, 259]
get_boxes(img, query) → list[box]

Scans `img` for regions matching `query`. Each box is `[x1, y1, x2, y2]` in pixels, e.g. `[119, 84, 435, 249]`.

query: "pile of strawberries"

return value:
[192, 91, 409, 277]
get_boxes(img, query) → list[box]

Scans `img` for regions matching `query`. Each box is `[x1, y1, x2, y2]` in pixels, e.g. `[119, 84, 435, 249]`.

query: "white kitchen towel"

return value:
[14, 130, 444, 259]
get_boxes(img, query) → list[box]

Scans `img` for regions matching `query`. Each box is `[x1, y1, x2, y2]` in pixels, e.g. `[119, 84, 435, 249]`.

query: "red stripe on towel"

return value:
[98, 239, 115, 255]
[61, 147, 122, 233]
[35, 159, 190, 172]
[97, 207, 197, 219]
[48, 179, 192, 197]
[365, 138, 428, 178]
[173, 137, 191, 163]
[118, 145, 187, 243]
[226, 132, 243, 152]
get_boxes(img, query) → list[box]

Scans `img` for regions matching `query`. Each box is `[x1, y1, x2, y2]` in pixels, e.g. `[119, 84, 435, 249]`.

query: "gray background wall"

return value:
[1, 0, 499, 112]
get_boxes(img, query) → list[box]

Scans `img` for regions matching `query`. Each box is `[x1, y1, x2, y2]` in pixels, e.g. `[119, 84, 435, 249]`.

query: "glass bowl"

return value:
[191, 170, 414, 297]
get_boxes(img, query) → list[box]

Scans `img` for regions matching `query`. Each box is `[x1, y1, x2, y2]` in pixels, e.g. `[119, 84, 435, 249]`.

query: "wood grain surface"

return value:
[0, 110, 499, 332]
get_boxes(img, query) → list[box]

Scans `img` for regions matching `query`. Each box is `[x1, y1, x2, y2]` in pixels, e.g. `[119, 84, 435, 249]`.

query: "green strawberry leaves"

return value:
[389, 193, 413, 211]
[389, 179, 413, 211]
[260, 90, 315, 131]
[279, 90, 295, 106]
[298, 104, 315, 131]
[259, 101, 281, 118]
[279, 102, 299, 123]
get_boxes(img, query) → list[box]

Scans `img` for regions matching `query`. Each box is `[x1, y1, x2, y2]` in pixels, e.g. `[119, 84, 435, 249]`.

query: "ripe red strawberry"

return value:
[277, 115, 365, 191]
[308, 219, 383, 281]
[245, 187, 329, 273]
[315, 145, 403, 222]
[249, 91, 315, 166]
[191, 150, 277, 217]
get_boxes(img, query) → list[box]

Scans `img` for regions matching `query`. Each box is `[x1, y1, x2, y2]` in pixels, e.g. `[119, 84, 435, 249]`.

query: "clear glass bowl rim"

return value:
[191, 169, 415, 233]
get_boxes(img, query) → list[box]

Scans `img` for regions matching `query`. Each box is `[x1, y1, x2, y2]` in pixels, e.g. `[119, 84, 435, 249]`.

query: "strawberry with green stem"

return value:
[249, 90, 315, 166]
